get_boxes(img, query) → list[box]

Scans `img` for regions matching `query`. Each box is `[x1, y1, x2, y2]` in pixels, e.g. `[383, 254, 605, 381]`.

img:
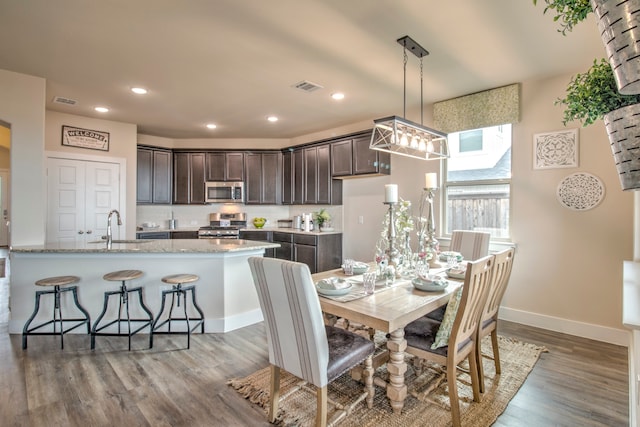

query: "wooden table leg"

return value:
[386, 328, 407, 413]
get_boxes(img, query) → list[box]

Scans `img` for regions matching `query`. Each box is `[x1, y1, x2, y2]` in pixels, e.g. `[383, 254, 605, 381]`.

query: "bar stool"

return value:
[22, 275, 91, 350]
[151, 274, 205, 349]
[91, 269, 153, 351]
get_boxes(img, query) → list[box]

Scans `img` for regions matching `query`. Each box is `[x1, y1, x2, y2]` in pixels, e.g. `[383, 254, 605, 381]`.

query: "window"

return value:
[443, 124, 511, 239]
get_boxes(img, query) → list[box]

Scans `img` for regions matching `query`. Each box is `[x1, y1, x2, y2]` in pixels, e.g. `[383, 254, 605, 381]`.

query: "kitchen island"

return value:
[9, 238, 279, 335]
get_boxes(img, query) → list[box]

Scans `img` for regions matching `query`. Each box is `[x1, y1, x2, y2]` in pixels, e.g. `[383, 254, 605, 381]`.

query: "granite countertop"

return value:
[10, 238, 279, 254]
[137, 227, 201, 233]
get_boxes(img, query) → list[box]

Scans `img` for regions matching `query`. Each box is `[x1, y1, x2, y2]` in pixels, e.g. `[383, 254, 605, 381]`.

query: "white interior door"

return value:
[47, 158, 120, 243]
[0, 169, 9, 246]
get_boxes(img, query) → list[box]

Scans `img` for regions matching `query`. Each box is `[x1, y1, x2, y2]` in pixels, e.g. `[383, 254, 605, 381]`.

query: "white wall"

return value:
[45, 111, 138, 237]
[0, 69, 46, 246]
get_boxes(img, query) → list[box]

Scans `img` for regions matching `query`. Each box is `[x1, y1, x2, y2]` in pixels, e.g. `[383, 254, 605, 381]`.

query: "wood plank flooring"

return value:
[0, 259, 629, 426]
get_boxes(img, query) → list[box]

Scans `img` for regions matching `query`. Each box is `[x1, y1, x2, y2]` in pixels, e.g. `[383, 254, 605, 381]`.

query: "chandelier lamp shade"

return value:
[370, 35, 449, 161]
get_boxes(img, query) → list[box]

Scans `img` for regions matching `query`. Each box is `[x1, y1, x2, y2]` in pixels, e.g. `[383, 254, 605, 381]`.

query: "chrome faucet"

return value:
[106, 209, 122, 244]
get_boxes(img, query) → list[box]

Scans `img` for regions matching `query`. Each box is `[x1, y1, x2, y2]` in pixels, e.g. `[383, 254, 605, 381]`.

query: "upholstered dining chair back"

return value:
[248, 257, 375, 426]
[248, 256, 330, 386]
[476, 247, 516, 392]
[450, 230, 491, 261]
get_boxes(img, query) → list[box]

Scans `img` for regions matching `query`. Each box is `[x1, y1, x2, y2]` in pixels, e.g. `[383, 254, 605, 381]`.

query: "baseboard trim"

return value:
[499, 307, 630, 347]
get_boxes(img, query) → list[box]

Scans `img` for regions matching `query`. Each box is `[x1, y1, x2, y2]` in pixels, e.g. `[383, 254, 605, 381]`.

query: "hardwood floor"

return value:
[0, 255, 629, 426]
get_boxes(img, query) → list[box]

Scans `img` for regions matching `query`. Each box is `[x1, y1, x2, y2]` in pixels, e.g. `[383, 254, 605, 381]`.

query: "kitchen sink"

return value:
[88, 239, 155, 244]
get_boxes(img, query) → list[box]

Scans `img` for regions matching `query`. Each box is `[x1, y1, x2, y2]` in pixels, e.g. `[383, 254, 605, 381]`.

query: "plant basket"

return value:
[603, 103, 640, 190]
[591, 0, 640, 95]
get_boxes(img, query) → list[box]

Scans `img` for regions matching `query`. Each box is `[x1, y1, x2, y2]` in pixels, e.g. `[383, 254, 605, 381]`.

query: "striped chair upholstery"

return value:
[248, 257, 374, 426]
[450, 230, 491, 261]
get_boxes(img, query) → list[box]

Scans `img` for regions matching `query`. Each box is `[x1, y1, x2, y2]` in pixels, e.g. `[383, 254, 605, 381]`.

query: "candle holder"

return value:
[418, 186, 440, 268]
[383, 201, 400, 272]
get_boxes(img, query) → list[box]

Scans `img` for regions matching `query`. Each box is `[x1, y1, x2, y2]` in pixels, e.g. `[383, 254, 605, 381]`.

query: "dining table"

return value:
[312, 262, 463, 414]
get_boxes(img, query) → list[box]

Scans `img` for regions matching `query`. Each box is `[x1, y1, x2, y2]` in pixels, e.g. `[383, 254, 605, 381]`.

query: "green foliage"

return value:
[557, 58, 640, 126]
[533, 0, 592, 35]
[314, 209, 331, 226]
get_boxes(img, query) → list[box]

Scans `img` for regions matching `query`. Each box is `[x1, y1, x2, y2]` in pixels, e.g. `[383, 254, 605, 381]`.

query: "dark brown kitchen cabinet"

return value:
[282, 151, 294, 205]
[239, 230, 275, 257]
[137, 147, 172, 204]
[205, 152, 244, 181]
[173, 152, 205, 204]
[293, 149, 304, 204]
[245, 152, 282, 204]
[171, 231, 198, 239]
[293, 233, 342, 274]
[331, 132, 391, 177]
[272, 231, 293, 260]
[303, 145, 342, 205]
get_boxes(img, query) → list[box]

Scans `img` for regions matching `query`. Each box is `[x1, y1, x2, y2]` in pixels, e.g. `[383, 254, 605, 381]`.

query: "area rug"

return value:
[228, 335, 547, 427]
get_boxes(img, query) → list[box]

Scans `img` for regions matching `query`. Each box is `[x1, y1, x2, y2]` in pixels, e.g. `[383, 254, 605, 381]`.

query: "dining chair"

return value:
[450, 230, 491, 261]
[475, 247, 515, 393]
[403, 254, 494, 427]
[247, 257, 375, 427]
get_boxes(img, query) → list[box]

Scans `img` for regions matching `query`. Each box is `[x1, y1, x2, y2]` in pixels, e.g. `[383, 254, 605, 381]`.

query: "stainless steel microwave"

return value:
[205, 181, 244, 203]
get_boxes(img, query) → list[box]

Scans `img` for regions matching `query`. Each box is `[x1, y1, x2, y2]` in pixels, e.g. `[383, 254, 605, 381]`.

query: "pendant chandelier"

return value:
[370, 35, 449, 161]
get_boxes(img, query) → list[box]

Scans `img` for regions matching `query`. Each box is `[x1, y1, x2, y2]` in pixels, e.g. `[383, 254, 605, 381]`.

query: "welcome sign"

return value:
[61, 125, 110, 151]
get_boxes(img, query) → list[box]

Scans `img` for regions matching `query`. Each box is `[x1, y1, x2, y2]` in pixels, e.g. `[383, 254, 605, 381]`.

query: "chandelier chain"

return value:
[403, 48, 408, 119]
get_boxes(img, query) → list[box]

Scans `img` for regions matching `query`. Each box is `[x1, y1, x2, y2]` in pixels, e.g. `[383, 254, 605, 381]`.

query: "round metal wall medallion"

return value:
[556, 172, 605, 211]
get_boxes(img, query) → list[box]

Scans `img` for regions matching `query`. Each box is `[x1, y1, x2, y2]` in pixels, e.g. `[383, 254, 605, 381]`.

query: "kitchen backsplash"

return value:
[136, 204, 343, 230]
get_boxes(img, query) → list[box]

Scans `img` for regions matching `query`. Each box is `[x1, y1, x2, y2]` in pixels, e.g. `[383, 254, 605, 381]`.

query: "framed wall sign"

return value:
[61, 125, 110, 151]
[533, 129, 578, 170]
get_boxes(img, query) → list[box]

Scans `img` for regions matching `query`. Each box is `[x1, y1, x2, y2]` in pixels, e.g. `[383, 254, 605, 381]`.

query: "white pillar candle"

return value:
[384, 184, 398, 203]
[425, 172, 438, 189]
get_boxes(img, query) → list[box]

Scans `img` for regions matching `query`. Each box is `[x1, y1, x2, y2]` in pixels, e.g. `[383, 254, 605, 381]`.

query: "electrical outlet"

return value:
[358, 215, 364, 224]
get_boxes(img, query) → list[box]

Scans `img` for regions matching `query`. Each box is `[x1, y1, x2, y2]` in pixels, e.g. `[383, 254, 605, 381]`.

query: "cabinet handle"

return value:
[78, 230, 84, 235]
[86, 230, 92, 234]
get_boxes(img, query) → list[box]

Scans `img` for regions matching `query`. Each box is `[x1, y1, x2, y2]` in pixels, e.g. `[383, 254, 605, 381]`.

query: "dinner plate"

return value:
[316, 282, 353, 296]
[446, 268, 466, 280]
[439, 251, 463, 262]
[411, 278, 448, 292]
[341, 261, 369, 275]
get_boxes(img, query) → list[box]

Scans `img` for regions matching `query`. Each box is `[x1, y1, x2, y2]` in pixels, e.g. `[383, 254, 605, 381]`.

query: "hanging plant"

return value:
[556, 58, 640, 126]
[532, 0, 593, 35]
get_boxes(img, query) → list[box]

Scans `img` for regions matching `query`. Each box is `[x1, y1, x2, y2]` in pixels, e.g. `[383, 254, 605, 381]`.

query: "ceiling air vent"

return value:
[292, 80, 324, 93]
[52, 96, 78, 106]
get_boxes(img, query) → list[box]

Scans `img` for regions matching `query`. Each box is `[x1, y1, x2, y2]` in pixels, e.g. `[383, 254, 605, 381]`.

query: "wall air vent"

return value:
[292, 80, 324, 93]
[52, 96, 78, 106]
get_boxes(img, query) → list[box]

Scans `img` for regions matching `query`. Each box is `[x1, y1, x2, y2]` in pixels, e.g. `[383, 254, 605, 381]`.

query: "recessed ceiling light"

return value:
[331, 92, 345, 100]
[206, 123, 217, 129]
[267, 116, 278, 122]
[94, 106, 109, 113]
[131, 87, 147, 95]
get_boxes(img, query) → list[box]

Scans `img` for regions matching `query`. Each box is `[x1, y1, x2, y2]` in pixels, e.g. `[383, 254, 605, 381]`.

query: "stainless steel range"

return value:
[198, 212, 247, 239]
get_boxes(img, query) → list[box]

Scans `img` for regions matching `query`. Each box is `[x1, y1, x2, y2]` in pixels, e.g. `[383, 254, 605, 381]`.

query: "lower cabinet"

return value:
[293, 233, 342, 274]
[171, 231, 199, 239]
[136, 232, 171, 239]
[239, 230, 275, 257]
[239, 230, 342, 273]
[273, 232, 293, 261]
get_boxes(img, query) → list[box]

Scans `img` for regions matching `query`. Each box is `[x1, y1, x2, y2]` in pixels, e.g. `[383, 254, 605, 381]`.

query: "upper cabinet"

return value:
[205, 152, 244, 182]
[173, 152, 205, 204]
[245, 152, 282, 205]
[331, 131, 391, 178]
[137, 147, 172, 204]
[282, 144, 342, 205]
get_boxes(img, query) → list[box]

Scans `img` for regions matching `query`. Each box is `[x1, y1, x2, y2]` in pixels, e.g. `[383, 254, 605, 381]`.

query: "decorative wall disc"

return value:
[556, 172, 605, 211]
